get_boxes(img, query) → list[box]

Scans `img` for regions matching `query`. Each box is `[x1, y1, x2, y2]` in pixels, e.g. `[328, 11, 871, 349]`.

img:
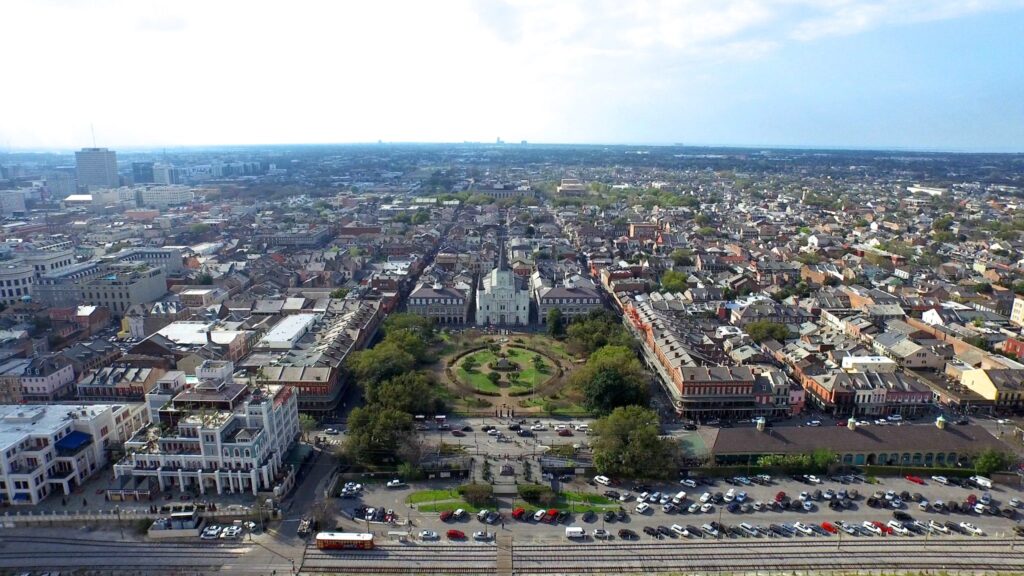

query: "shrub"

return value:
[458, 482, 494, 506]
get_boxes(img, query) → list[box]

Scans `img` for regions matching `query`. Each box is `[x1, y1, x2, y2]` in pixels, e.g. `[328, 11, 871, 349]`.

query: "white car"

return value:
[533, 509, 546, 521]
[794, 522, 814, 536]
[688, 503, 700, 513]
[530, 424, 546, 431]
[200, 525, 222, 540]
[386, 479, 407, 488]
[618, 492, 632, 502]
[701, 523, 719, 538]
[593, 475, 611, 486]
[1010, 497, 1022, 509]
[861, 521, 883, 536]
[671, 524, 688, 537]
[700, 503, 714, 513]
[635, 503, 651, 514]
[886, 521, 909, 536]
[680, 478, 697, 488]
[592, 528, 610, 539]
[699, 492, 712, 503]
[928, 520, 949, 534]
[220, 525, 243, 539]
[802, 501, 814, 512]
[806, 475, 822, 484]
[960, 522, 983, 536]
[419, 530, 439, 540]
[931, 475, 948, 485]
[555, 424, 568, 431]
[723, 489, 736, 502]
[487, 429, 500, 436]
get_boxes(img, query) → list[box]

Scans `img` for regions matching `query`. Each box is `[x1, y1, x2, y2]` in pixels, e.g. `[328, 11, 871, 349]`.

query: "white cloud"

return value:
[0, 0, 1019, 148]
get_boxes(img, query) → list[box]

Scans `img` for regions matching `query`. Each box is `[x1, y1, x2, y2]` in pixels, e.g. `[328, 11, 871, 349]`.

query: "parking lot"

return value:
[336, 471, 1024, 544]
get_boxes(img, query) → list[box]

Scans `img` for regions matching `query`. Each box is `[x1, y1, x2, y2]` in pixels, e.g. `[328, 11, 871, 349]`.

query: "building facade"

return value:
[476, 243, 529, 326]
[75, 148, 119, 189]
[114, 375, 299, 496]
[0, 403, 148, 505]
[407, 282, 471, 324]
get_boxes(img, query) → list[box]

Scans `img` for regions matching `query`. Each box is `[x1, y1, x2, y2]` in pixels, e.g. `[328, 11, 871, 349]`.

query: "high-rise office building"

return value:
[132, 162, 155, 184]
[75, 148, 119, 189]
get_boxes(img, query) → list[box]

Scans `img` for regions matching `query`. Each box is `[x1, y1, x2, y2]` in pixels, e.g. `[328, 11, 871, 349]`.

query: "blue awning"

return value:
[55, 431, 93, 454]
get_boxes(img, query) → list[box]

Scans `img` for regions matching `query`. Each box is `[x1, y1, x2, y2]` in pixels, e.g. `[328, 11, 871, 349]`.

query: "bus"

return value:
[315, 532, 375, 550]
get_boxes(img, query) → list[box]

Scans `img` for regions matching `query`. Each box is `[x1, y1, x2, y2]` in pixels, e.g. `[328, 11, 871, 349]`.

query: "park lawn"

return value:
[564, 492, 616, 506]
[465, 349, 498, 366]
[456, 367, 500, 393]
[552, 494, 620, 512]
[407, 489, 460, 504]
[417, 500, 488, 514]
[508, 385, 533, 395]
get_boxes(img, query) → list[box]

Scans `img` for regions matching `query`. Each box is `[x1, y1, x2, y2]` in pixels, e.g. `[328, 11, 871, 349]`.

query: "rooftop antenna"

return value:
[90, 124, 97, 147]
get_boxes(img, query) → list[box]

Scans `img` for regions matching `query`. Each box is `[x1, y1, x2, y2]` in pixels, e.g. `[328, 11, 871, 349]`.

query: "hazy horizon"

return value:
[2, 0, 1023, 153]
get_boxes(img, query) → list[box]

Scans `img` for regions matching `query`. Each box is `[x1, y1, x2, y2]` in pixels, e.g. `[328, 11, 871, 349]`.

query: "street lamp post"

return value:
[115, 505, 124, 539]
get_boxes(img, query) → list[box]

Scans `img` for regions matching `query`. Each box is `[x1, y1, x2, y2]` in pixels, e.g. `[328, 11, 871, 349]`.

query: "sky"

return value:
[2, 0, 1023, 152]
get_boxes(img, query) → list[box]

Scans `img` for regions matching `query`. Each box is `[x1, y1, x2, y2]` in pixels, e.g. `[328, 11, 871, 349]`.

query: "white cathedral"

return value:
[476, 238, 530, 326]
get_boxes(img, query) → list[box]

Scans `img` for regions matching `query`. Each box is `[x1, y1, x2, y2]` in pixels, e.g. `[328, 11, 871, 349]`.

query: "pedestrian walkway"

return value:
[495, 533, 513, 576]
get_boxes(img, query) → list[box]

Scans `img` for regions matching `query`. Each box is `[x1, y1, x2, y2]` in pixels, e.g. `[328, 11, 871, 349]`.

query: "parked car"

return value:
[793, 522, 814, 536]
[447, 529, 466, 540]
[419, 530, 439, 540]
[593, 475, 611, 486]
[473, 531, 494, 541]
[635, 503, 651, 514]
[386, 479, 407, 489]
[618, 528, 638, 540]
[960, 522, 984, 536]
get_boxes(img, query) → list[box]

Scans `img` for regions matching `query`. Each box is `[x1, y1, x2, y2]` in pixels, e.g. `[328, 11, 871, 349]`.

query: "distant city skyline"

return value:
[2, 0, 1023, 152]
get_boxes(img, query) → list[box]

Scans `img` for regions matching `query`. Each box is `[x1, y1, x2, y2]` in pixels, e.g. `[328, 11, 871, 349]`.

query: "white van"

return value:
[565, 526, 585, 539]
[672, 491, 688, 505]
[970, 475, 993, 489]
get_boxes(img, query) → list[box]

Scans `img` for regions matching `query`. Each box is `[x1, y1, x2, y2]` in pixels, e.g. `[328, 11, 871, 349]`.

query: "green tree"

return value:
[973, 449, 1011, 476]
[344, 406, 414, 465]
[384, 313, 435, 337]
[487, 371, 501, 385]
[744, 320, 790, 343]
[299, 414, 317, 441]
[347, 342, 416, 387]
[329, 288, 349, 299]
[457, 483, 494, 506]
[411, 210, 430, 225]
[546, 308, 564, 337]
[571, 345, 649, 415]
[932, 216, 954, 232]
[189, 223, 211, 237]
[660, 269, 689, 293]
[566, 309, 635, 356]
[365, 371, 443, 415]
[592, 406, 677, 478]
[670, 248, 693, 267]
[694, 214, 710, 226]
[196, 273, 214, 285]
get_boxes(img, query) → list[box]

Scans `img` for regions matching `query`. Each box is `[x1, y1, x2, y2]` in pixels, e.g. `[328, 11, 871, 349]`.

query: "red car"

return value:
[821, 522, 838, 534]
[446, 529, 466, 540]
[440, 510, 454, 522]
[966, 494, 978, 505]
[775, 491, 786, 503]
[558, 429, 573, 437]
[451, 430, 465, 437]
[872, 521, 893, 535]
[543, 509, 559, 523]
[905, 475, 925, 485]
[511, 507, 526, 520]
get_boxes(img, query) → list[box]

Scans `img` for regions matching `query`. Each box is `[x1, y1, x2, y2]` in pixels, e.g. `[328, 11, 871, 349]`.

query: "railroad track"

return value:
[299, 538, 1024, 575]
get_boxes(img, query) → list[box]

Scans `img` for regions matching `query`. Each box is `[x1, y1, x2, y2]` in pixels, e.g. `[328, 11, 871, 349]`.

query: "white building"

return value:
[0, 403, 149, 505]
[115, 368, 299, 496]
[476, 241, 530, 326]
[138, 185, 194, 208]
[257, 313, 318, 349]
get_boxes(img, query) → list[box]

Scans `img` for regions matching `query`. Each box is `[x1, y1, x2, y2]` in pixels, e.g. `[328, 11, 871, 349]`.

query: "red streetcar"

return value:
[315, 532, 375, 550]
